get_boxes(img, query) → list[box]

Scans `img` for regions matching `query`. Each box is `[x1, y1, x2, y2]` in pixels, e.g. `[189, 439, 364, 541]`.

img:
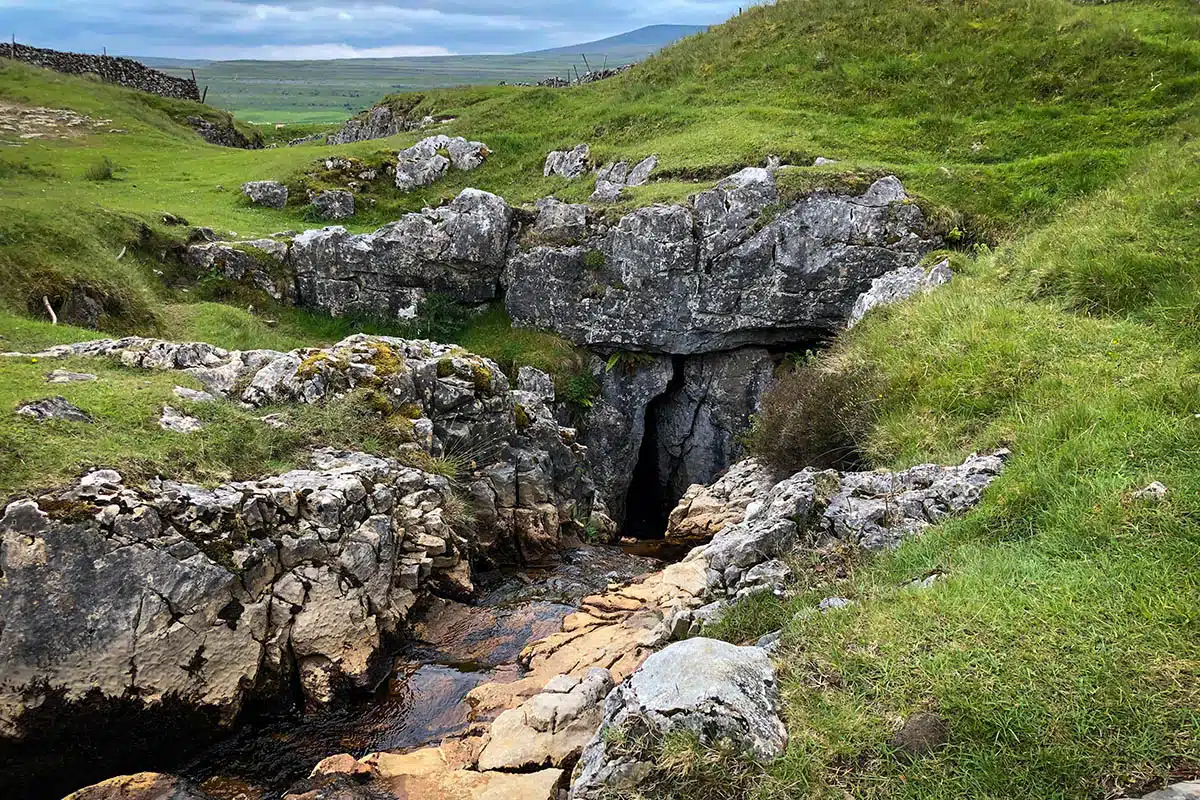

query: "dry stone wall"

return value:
[5, 43, 201, 101]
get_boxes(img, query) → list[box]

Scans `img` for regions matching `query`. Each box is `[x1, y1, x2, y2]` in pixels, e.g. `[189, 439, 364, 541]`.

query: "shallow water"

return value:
[185, 546, 659, 798]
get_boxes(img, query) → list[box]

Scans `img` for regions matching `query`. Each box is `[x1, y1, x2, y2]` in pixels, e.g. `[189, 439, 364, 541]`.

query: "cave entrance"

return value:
[622, 359, 685, 541]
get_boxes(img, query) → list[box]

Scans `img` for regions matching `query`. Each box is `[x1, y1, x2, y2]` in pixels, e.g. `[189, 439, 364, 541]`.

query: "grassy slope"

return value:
[700, 133, 1200, 799]
[0, 1, 1198, 794]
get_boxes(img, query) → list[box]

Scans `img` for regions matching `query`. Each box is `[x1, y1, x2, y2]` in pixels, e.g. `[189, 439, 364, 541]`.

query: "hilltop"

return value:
[0, 0, 1198, 797]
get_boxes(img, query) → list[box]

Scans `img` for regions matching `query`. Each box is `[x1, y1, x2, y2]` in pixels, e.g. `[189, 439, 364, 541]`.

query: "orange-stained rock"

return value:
[366, 748, 562, 800]
[65, 773, 212, 800]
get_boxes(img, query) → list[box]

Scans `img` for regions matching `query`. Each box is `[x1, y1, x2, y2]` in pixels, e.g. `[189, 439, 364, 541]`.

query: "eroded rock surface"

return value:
[571, 638, 787, 799]
[291, 189, 512, 316]
[242, 181, 288, 209]
[507, 174, 940, 354]
[395, 135, 490, 191]
[847, 257, 952, 328]
[15, 395, 92, 423]
[544, 144, 591, 179]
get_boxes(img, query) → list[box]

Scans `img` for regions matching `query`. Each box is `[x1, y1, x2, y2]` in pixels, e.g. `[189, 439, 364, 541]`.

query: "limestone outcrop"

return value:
[571, 638, 787, 799]
[395, 135, 490, 191]
[326, 105, 423, 146]
[242, 180, 288, 209]
[0, 449, 464, 738]
[506, 173, 940, 354]
[544, 145, 591, 179]
[12, 335, 595, 567]
[291, 188, 512, 316]
[847, 257, 952, 328]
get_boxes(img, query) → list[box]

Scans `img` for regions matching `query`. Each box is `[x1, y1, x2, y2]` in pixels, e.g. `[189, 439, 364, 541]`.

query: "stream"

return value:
[183, 545, 661, 799]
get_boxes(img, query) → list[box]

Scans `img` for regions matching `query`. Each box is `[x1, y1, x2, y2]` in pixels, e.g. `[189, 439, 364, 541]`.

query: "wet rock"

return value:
[65, 772, 216, 800]
[507, 173, 939, 354]
[159, 406, 204, 433]
[847, 258, 952, 328]
[46, 369, 97, 383]
[668, 459, 778, 543]
[544, 144, 590, 179]
[571, 638, 786, 799]
[477, 668, 614, 771]
[242, 181, 288, 209]
[888, 711, 949, 758]
[367, 748, 562, 800]
[311, 190, 355, 221]
[15, 395, 92, 423]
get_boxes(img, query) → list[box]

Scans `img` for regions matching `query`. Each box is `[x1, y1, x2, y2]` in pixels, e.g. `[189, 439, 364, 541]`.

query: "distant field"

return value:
[144, 26, 708, 124]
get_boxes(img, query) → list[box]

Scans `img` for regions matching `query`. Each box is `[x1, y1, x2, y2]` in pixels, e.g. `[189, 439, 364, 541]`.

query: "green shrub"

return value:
[747, 352, 879, 472]
[83, 157, 116, 181]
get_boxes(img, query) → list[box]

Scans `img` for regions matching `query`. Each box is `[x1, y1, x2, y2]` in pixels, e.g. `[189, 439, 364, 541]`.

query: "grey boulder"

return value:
[241, 180, 288, 209]
[15, 396, 92, 423]
[544, 144, 590, 179]
[847, 257, 952, 328]
[311, 190, 355, 221]
[570, 638, 787, 799]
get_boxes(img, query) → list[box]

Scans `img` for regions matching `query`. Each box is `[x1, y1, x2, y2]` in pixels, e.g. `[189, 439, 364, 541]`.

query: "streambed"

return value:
[183, 545, 659, 799]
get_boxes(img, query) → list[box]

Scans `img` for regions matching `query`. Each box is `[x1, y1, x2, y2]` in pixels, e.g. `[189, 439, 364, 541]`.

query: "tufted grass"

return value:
[693, 133, 1200, 799]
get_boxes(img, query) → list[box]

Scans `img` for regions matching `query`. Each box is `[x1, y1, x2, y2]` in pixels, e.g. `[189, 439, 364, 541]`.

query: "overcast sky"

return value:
[1, 0, 748, 60]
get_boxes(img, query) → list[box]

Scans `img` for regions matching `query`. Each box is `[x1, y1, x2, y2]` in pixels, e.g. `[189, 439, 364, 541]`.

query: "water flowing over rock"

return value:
[242, 180, 288, 209]
[570, 638, 787, 799]
[506, 173, 940, 354]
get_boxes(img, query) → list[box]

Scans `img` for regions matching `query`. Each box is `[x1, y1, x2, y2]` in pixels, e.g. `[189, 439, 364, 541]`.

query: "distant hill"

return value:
[139, 24, 708, 123]
[524, 24, 708, 56]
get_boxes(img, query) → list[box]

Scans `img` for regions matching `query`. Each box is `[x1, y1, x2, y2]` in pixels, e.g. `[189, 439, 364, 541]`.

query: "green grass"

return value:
[687, 132, 1200, 800]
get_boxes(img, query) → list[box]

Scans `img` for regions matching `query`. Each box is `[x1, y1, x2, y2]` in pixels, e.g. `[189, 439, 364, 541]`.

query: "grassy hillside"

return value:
[0, 1, 1198, 795]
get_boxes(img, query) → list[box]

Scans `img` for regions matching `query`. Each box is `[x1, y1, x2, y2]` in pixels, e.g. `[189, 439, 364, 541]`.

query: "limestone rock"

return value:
[15, 395, 91, 423]
[1133, 481, 1169, 501]
[1122, 783, 1200, 800]
[242, 180, 288, 209]
[477, 668, 614, 770]
[185, 238, 294, 302]
[507, 172, 939, 354]
[531, 197, 590, 244]
[544, 144, 590, 179]
[326, 105, 415, 145]
[159, 405, 204, 434]
[173, 386, 216, 403]
[847, 257, 952, 328]
[46, 369, 97, 383]
[395, 135, 489, 191]
[311, 190, 354, 221]
[64, 772, 215, 800]
[367, 748, 562, 800]
[571, 638, 787, 799]
[668, 459, 779, 543]
[292, 188, 512, 315]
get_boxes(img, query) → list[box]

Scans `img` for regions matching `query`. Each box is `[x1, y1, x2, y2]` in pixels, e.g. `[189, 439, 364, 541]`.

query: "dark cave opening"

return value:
[622, 358, 686, 541]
